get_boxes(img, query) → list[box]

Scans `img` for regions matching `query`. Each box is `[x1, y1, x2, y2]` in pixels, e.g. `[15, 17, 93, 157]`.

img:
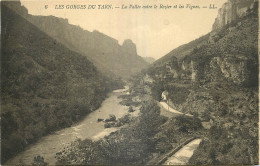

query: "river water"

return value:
[7, 87, 129, 165]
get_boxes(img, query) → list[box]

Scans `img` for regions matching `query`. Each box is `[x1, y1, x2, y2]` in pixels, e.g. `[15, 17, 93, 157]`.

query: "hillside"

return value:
[151, 0, 257, 69]
[4, 2, 149, 79]
[144, 0, 258, 164]
[1, 2, 123, 163]
[147, 0, 258, 87]
[151, 34, 209, 68]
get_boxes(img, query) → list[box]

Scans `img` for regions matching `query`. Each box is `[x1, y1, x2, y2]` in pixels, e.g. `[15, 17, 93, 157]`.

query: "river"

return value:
[7, 87, 129, 165]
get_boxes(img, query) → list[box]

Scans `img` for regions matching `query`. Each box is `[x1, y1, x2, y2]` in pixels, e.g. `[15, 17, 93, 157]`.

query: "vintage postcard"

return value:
[1, 0, 259, 165]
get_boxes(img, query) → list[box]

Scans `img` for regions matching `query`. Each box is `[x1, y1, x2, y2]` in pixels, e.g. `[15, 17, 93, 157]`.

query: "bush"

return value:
[115, 114, 131, 127]
[104, 122, 115, 128]
[97, 118, 104, 122]
[32, 155, 48, 166]
[128, 106, 135, 112]
[105, 114, 116, 122]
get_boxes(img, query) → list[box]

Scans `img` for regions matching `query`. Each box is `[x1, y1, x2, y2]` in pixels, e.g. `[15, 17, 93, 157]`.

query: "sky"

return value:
[21, 0, 226, 59]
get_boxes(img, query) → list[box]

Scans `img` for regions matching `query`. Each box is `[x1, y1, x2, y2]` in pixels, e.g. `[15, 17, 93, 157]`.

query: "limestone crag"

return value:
[209, 55, 251, 85]
[212, 0, 256, 31]
[122, 39, 137, 56]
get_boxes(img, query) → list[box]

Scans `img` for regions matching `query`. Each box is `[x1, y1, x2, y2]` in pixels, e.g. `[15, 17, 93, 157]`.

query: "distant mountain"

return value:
[143, 57, 156, 64]
[5, 2, 148, 79]
[1, 2, 123, 163]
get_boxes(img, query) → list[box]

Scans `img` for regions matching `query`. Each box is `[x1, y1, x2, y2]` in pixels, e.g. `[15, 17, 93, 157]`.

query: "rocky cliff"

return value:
[5, 1, 148, 79]
[212, 0, 257, 31]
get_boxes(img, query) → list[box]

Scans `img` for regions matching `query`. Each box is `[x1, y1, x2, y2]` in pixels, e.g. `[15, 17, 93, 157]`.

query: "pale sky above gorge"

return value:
[21, 0, 226, 59]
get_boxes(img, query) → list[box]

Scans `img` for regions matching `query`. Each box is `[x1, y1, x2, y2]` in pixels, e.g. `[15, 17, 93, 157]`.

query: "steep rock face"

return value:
[209, 55, 251, 85]
[5, 1, 148, 79]
[192, 3, 258, 85]
[181, 91, 215, 116]
[190, 61, 197, 81]
[190, 53, 257, 86]
[122, 39, 137, 56]
[212, 0, 256, 31]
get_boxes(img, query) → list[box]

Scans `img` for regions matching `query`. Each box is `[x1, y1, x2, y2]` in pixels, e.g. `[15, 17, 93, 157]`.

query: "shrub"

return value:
[128, 106, 135, 112]
[104, 122, 116, 128]
[32, 155, 48, 166]
[115, 114, 131, 127]
[105, 114, 116, 122]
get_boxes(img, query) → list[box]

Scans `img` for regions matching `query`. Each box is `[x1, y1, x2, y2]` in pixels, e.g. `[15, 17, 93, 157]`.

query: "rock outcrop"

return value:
[212, 0, 257, 31]
[122, 39, 137, 56]
[209, 55, 251, 85]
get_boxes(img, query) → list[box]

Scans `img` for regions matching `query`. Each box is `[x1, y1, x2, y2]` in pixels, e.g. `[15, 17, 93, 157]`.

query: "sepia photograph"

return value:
[1, 0, 259, 165]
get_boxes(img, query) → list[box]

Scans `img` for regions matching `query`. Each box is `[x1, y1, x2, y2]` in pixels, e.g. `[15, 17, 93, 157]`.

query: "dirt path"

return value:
[163, 139, 202, 165]
[159, 102, 193, 117]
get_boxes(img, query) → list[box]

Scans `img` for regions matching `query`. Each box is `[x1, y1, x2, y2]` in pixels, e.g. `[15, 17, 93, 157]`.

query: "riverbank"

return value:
[6, 87, 130, 165]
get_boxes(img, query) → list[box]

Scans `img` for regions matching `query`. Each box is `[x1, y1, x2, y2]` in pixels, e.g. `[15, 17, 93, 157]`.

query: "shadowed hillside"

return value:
[151, 34, 210, 68]
[1, 2, 123, 163]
